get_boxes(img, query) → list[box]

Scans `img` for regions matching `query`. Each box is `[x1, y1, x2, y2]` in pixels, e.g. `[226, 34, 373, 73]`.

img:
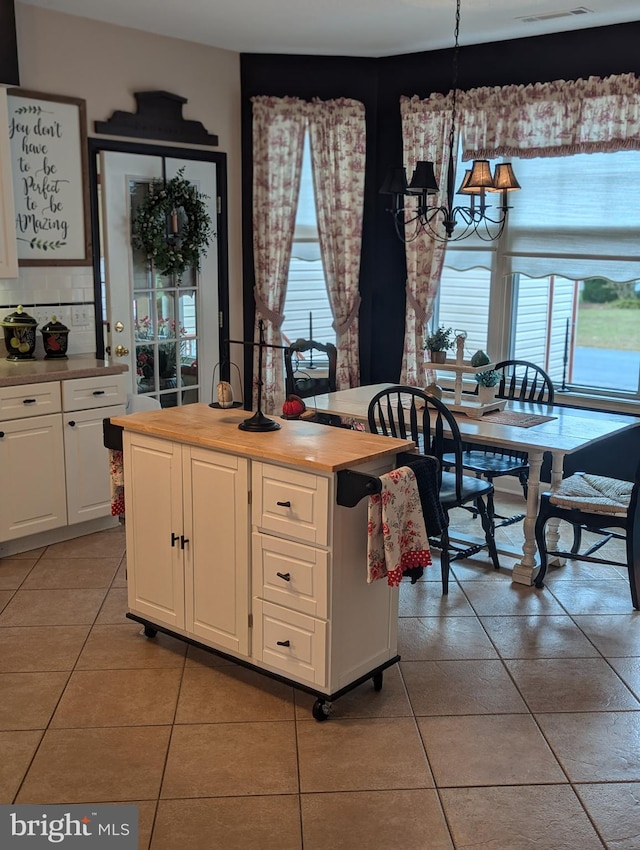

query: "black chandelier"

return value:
[380, 0, 521, 243]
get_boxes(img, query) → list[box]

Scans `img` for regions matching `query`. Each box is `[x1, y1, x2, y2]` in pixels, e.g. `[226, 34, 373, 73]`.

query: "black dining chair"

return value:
[534, 462, 640, 609]
[368, 385, 500, 593]
[443, 359, 555, 530]
[283, 339, 340, 425]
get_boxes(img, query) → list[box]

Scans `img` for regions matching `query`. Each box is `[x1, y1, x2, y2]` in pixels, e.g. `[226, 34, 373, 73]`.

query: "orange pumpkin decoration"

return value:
[282, 394, 306, 418]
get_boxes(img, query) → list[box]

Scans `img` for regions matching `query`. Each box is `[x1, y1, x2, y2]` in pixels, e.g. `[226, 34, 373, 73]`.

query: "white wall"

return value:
[0, 3, 242, 358]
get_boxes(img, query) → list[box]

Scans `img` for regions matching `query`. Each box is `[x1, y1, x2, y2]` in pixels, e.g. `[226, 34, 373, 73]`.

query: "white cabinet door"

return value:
[0, 413, 66, 541]
[0, 88, 17, 279]
[183, 446, 249, 655]
[64, 403, 126, 524]
[124, 434, 185, 630]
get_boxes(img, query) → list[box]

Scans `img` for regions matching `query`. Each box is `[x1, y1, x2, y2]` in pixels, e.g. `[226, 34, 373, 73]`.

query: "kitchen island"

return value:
[111, 403, 414, 720]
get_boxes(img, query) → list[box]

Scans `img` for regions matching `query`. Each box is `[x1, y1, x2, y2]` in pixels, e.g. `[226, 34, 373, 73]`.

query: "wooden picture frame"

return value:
[7, 89, 91, 265]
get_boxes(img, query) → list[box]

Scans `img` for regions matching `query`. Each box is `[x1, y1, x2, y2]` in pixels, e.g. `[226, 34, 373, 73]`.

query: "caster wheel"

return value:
[312, 699, 331, 722]
[372, 671, 383, 692]
[143, 625, 158, 638]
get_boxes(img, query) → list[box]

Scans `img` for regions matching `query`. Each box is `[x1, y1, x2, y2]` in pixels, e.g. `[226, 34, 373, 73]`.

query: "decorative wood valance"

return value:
[94, 90, 218, 146]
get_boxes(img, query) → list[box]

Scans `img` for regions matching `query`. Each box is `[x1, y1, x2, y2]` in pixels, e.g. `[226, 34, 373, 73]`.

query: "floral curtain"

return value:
[458, 73, 640, 160]
[308, 98, 365, 389]
[399, 94, 454, 387]
[251, 96, 307, 413]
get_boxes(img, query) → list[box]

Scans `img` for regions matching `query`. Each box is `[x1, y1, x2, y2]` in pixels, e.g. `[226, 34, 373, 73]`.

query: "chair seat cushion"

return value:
[439, 470, 493, 505]
[443, 450, 528, 476]
[550, 472, 632, 515]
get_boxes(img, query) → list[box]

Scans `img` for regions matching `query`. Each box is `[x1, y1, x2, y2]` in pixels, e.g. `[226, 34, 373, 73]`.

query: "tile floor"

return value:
[1, 495, 639, 849]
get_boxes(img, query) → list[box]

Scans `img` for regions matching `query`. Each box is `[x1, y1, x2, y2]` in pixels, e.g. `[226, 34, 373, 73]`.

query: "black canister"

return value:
[41, 315, 70, 359]
[1, 306, 38, 361]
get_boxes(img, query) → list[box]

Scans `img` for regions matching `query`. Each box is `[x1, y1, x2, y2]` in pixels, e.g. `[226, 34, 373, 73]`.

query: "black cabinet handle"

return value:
[276, 572, 291, 582]
[276, 640, 290, 647]
[171, 532, 179, 547]
[92, 390, 105, 396]
[68, 420, 76, 427]
[180, 535, 189, 549]
[22, 398, 36, 405]
[0, 432, 4, 439]
[276, 500, 291, 507]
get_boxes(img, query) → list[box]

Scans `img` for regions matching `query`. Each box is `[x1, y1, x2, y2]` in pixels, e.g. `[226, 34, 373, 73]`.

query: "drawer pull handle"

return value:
[68, 420, 76, 428]
[92, 390, 105, 396]
[276, 572, 291, 582]
[0, 431, 4, 439]
[276, 640, 291, 647]
[23, 398, 37, 405]
[276, 500, 291, 508]
[180, 535, 189, 549]
[171, 532, 179, 547]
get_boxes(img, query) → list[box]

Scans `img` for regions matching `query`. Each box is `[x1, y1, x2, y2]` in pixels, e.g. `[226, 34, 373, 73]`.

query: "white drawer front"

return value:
[62, 373, 127, 411]
[253, 462, 329, 545]
[0, 381, 61, 420]
[253, 599, 327, 687]
[253, 532, 328, 618]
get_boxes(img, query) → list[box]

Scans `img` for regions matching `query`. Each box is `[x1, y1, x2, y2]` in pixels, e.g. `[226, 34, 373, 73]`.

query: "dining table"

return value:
[311, 383, 640, 586]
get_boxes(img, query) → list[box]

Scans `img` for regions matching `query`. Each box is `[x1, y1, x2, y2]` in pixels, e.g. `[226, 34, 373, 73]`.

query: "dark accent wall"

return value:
[240, 22, 640, 475]
[0, 0, 19, 85]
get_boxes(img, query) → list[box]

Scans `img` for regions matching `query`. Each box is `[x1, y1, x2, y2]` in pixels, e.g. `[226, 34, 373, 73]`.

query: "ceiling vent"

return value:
[517, 7, 592, 24]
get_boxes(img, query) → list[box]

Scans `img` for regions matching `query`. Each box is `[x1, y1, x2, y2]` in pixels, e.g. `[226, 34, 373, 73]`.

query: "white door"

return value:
[100, 152, 219, 407]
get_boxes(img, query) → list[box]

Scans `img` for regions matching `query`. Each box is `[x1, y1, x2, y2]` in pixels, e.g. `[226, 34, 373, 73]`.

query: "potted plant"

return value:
[475, 369, 501, 404]
[425, 325, 454, 364]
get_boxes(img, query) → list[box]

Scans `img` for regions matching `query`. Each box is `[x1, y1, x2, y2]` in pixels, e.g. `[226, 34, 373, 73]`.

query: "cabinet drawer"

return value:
[0, 381, 61, 420]
[252, 532, 328, 618]
[61, 373, 127, 411]
[252, 462, 329, 545]
[253, 599, 327, 687]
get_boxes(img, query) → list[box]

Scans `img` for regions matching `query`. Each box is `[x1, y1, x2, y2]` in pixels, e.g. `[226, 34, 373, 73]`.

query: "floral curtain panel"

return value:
[251, 96, 307, 413]
[308, 97, 365, 390]
[399, 94, 454, 387]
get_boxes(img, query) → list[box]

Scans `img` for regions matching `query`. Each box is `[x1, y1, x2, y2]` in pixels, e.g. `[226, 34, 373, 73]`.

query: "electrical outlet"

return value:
[72, 307, 91, 327]
[31, 308, 51, 328]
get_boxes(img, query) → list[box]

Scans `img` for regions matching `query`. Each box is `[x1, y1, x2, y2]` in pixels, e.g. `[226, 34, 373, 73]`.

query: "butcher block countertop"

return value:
[0, 355, 128, 388]
[111, 403, 414, 473]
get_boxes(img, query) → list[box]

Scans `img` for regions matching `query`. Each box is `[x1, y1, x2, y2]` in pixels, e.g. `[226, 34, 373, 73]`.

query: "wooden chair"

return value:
[284, 339, 339, 425]
[443, 359, 555, 529]
[368, 385, 500, 593]
[534, 464, 640, 609]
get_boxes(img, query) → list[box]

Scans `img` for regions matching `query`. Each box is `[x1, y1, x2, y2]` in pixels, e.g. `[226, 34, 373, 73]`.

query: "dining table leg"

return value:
[545, 451, 566, 567]
[512, 450, 544, 585]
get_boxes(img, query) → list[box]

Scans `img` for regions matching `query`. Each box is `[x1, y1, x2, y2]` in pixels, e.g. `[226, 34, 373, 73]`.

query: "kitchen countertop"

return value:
[111, 403, 414, 473]
[0, 355, 128, 387]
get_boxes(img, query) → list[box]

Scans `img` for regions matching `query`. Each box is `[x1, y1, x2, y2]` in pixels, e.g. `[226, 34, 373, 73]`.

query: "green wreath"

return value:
[131, 167, 213, 279]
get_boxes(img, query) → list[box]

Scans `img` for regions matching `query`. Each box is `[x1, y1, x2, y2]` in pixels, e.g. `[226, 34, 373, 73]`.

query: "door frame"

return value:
[87, 137, 230, 379]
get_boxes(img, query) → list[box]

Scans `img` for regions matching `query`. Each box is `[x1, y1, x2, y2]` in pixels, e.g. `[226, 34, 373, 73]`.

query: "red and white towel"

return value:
[367, 467, 432, 587]
[109, 449, 125, 516]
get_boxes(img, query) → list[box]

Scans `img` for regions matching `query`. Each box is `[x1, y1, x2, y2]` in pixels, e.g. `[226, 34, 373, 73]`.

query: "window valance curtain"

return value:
[457, 73, 640, 160]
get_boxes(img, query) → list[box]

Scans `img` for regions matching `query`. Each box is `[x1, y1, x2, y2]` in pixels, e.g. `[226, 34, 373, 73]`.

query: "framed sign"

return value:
[7, 89, 91, 265]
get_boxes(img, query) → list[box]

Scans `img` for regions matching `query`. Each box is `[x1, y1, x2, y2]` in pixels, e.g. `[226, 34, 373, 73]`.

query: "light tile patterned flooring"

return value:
[1, 495, 639, 849]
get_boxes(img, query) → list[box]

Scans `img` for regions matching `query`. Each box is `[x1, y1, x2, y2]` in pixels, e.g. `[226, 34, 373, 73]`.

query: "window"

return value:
[281, 135, 335, 361]
[431, 149, 640, 400]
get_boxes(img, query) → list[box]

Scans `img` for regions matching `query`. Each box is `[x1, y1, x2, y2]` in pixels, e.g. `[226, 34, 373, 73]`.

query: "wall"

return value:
[0, 3, 242, 358]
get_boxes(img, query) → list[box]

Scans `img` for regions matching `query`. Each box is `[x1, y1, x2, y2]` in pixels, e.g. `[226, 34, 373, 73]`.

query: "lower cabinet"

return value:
[0, 373, 127, 544]
[0, 411, 67, 541]
[124, 433, 250, 655]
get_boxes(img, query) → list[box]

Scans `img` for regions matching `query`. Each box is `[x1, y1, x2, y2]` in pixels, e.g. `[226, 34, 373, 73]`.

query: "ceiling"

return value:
[19, 0, 640, 58]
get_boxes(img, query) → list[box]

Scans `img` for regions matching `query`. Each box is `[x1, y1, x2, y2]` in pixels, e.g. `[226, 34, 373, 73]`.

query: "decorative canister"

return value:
[1, 305, 38, 361]
[41, 315, 70, 359]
